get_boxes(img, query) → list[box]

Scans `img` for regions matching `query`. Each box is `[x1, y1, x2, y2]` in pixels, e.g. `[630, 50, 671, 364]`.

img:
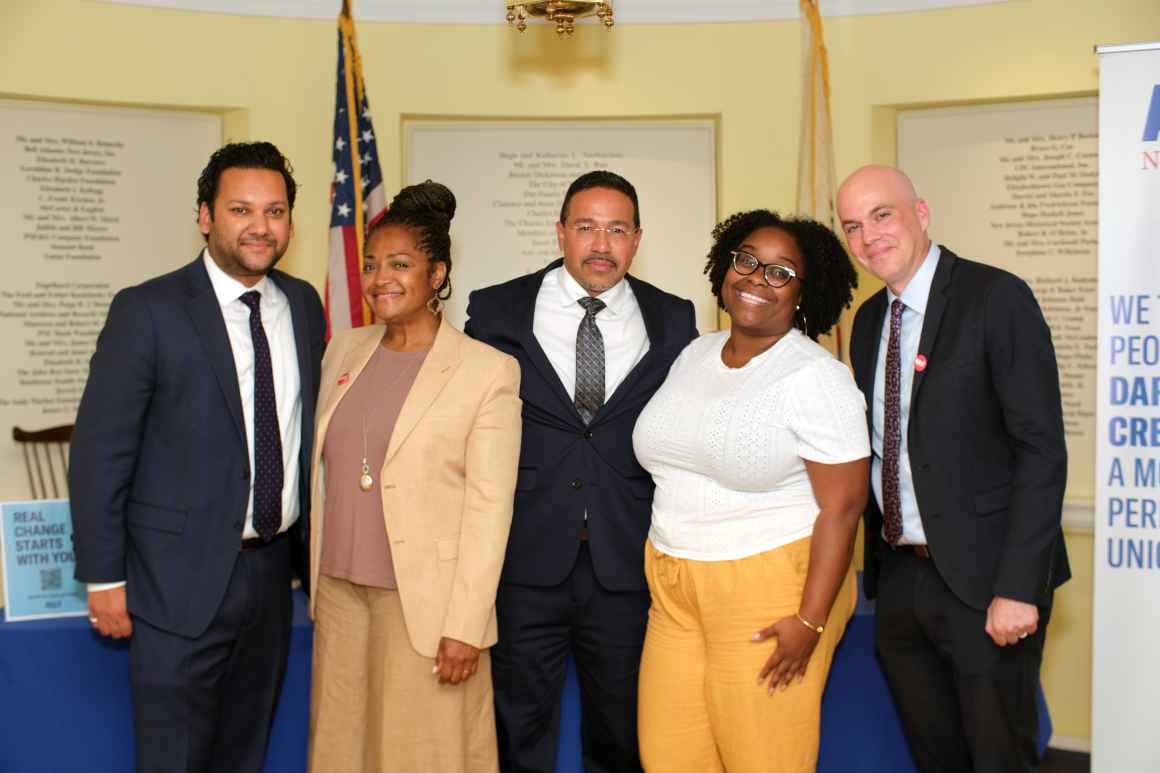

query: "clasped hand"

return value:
[985, 596, 1038, 647]
[433, 636, 480, 685]
[88, 586, 133, 639]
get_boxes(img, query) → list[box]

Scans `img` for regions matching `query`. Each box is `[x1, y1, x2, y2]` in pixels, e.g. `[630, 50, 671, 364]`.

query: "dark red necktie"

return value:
[240, 290, 282, 540]
[882, 299, 905, 545]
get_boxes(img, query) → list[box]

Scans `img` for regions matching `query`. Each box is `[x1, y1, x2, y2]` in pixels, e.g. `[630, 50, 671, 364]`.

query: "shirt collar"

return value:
[887, 241, 940, 316]
[202, 248, 274, 309]
[555, 264, 632, 318]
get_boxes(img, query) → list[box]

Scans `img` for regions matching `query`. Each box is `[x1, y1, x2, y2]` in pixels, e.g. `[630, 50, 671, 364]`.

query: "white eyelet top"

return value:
[632, 329, 870, 561]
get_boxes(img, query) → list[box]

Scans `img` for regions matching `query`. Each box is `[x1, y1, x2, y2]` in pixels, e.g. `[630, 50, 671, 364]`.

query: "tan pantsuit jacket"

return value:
[309, 319, 522, 657]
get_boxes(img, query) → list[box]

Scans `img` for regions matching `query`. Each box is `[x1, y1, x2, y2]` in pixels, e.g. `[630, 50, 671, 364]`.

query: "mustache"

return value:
[241, 237, 275, 246]
[583, 255, 619, 267]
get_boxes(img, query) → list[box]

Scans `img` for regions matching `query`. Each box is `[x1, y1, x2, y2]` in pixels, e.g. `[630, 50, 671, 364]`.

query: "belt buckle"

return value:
[887, 540, 931, 559]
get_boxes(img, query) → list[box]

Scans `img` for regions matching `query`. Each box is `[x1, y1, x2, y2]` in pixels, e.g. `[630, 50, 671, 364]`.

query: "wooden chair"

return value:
[12, 425, 74, 500]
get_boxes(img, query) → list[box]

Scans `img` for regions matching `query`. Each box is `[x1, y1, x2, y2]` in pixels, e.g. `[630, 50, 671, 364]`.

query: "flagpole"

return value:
[339, 1, 370, 325]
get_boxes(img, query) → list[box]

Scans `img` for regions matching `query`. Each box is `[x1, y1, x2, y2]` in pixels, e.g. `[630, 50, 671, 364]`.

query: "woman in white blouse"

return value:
[632, 210, 869, 773]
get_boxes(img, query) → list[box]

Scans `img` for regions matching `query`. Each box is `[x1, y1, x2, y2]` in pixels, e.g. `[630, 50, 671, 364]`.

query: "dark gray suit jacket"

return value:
[850, 246, 1070, 610]
[70, 256, 325, 637]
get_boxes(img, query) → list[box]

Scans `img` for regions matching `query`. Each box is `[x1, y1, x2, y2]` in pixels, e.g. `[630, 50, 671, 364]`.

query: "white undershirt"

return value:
[633, 329, 870, 561]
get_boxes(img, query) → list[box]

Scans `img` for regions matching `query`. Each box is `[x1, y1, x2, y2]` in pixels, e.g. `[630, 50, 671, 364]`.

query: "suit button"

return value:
[571, 478, 584, 490]
[583, 430, 593, 440]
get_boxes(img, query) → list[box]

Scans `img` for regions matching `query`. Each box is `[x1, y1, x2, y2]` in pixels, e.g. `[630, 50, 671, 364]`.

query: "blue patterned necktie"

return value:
[574, 297, 606, 425]
[240, 290, 283, 540]
[882, 299, 905, 545]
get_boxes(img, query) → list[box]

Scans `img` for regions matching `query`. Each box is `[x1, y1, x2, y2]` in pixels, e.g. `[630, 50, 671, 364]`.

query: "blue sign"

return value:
[1, 500, 87, 621]
[1143, 83, 1160, 142]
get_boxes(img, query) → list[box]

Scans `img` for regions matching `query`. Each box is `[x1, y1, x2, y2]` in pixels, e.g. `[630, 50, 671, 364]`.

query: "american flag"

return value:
[326, 1, 386, 336]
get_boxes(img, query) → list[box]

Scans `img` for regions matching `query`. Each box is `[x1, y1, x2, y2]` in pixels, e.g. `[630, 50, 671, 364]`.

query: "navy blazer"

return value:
[850, 247, 1070, 610]
[70, 257, 325, 638]
[466, 260, 697, 591]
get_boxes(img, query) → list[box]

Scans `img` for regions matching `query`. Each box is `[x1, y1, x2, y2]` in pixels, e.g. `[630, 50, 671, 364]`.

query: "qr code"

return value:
[40, 568, 62, 592]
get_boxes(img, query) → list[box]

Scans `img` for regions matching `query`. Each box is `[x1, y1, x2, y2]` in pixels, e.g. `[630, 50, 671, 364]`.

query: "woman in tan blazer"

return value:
[307, 181, 521, 773]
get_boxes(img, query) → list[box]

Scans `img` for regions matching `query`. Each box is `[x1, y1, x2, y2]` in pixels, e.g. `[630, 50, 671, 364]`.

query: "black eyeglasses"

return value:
[730, 250, 800, 288]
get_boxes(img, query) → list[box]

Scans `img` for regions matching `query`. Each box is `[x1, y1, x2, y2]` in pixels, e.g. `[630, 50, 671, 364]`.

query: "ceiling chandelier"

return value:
[506, 2, 614, 36]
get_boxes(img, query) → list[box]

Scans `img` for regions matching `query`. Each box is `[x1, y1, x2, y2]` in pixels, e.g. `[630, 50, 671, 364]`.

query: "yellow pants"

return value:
[308, 575, 499, 773]
[638, 537, 856, 773]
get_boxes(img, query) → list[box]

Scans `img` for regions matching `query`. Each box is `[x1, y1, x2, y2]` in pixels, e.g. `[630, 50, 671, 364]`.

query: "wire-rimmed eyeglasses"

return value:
[565, 222, 639, 244]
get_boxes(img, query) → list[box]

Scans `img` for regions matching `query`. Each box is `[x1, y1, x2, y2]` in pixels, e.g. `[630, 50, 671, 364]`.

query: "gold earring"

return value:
[426, 295, 442, 315]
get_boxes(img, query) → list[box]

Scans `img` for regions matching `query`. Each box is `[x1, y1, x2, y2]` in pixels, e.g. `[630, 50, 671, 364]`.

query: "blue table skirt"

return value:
[0, 576, 1048, 772]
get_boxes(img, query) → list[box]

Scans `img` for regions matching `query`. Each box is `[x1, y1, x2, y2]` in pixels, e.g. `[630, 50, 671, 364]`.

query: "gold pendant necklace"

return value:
[358, 348, 382, 493]
[357, 340, 421, 493]
[359, 426, 375, 492]
[359, 463, 374, 492]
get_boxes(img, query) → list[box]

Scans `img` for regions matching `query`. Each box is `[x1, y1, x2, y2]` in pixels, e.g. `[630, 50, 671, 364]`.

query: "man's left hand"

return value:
[985, 596, 1038, 647]
[433, 636, 481, 685]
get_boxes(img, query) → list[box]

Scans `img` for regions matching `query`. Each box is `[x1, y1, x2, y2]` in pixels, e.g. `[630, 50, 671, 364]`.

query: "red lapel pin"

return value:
[914, 355, 928, 373]
[337, 372, 351, 385]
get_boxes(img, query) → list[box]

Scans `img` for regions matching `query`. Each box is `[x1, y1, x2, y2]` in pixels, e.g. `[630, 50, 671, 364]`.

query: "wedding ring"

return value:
[89, 616, 99, 624]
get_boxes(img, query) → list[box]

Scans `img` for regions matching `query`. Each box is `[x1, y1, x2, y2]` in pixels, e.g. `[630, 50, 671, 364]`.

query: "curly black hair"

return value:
[370, 179, 456, 300]
[196, 141, 297, 226]
[704, 209, 857, 341]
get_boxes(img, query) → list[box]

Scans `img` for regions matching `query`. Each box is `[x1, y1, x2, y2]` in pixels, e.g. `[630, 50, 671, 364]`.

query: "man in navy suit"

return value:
[840, 165, 1068, 772]
[466, 171, 697, 772]
[70, 142, 325, 773]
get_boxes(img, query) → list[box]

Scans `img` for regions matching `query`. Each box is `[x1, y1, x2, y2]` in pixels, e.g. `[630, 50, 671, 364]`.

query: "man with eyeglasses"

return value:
[466, 170, 697, 772]
[839, 165, 1068, 773]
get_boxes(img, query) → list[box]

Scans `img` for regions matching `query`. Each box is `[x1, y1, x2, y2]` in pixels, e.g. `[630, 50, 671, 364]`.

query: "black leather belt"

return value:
[240, 530, 287, 551]
[892, 543, 931, 559]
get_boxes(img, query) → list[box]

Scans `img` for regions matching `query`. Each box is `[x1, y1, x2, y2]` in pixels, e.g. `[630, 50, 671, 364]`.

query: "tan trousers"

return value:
[308, 575, 499, 773]
[637, 537, 856, 773]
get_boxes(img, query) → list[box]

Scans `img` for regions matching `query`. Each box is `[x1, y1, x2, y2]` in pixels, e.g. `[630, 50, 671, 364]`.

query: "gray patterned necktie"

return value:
[574, 296, 606, 424]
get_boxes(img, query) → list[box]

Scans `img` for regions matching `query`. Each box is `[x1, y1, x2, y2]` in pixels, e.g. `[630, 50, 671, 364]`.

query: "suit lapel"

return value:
[276, 273, 317, 417]
[314, 325, 384, 469]
[517, 261, 586, 423]
[273, 273, 316, 451]
[385, 319, 461, 465]
[597, 274, 663, 422]
[855, 291, 887, 409]
[910, 248, 955, 412]
[184, 258, 247, 444]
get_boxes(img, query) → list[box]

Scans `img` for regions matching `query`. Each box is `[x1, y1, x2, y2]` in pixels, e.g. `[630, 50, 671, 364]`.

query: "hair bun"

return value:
[390, 179, 456, 222]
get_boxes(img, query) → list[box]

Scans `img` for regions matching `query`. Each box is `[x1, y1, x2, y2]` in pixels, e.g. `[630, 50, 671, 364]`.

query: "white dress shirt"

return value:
[870, 241, 940, 545]
[533, 266, 649, 402]
[89, 251, 302, 593]
[203, 250, 302, 540]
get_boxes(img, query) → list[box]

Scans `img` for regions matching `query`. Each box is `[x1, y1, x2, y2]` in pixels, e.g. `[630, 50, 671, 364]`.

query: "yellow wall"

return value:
[3, 0, 1157, 745]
